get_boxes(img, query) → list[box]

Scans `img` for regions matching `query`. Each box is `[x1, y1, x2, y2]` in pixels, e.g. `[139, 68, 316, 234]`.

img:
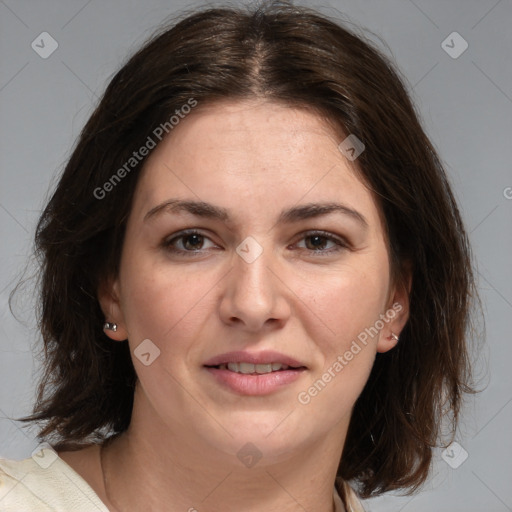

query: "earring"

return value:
[390, 332, 399, 341]
[103, 322, 118, 332]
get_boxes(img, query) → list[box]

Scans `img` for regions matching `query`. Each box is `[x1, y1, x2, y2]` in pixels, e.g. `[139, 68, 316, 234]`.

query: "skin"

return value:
[59, 99, 409, 512]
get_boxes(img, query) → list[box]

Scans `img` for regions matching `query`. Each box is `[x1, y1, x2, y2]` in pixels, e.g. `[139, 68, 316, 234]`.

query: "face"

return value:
[101, 99, 408, 464]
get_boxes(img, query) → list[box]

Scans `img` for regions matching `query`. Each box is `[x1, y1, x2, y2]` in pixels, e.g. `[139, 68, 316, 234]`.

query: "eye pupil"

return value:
[183, 234, 203, 250]
[306, 235, 327, 250]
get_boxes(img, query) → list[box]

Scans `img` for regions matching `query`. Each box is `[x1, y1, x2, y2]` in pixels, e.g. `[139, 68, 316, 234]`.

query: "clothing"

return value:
[0, 446, 365, 511]
[0, 448, 108, 511]
[337, 480, 366, 512]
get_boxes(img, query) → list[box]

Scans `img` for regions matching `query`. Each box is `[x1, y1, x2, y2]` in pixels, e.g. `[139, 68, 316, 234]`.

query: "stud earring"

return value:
[390, 332, 399, 342]
[103, 322, 118, 332]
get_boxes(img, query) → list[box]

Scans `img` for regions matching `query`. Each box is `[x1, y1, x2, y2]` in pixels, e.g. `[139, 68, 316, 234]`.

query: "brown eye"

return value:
[304, 235, 330, 250]
[181, 234, 205, 250]
[293, 231, 348, 255]
[165, 231, 217, 254]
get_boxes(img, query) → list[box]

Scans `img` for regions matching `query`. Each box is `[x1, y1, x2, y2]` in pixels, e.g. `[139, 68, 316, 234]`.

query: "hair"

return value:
[15, 0, 477, 499]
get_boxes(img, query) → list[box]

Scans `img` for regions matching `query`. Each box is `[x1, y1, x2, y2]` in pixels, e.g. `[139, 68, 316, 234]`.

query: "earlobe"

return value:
[377, 270, 412, 353]
[98, 278, 128, 341]
[102, 321, 128, 342]
[377, 329, 401, 353]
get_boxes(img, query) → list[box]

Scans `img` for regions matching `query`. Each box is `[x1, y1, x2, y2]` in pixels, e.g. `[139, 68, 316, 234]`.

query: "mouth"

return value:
[206, 362, 305, 374]
[203, 351, 307, 395]
[203, 350, 307, 373]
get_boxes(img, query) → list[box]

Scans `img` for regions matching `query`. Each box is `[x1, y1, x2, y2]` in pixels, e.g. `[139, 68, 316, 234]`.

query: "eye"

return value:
[293, 231, 348, 253]
[164, 230, 218, 253]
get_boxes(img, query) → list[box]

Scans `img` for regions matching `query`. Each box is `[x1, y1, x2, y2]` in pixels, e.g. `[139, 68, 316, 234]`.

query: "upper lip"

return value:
[203, 350, 306, 368]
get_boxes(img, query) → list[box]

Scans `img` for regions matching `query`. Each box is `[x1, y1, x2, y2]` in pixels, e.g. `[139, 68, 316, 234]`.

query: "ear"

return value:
[376, 267, 412, 354]
[98, 277, 128, 342]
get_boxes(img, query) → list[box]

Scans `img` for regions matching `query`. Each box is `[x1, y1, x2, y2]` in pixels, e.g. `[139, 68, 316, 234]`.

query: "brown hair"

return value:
[17, 1, 476, 498]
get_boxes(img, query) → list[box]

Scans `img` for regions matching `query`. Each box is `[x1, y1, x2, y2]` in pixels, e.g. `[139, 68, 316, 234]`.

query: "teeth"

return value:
[240, 362, 255, 374]
[227, 362, 238, 372]
[222, 362, 290, 374]
[256, 364, 272, 374]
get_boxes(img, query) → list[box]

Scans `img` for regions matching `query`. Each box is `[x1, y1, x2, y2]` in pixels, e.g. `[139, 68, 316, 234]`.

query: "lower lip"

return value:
[204, 367, 306, 396]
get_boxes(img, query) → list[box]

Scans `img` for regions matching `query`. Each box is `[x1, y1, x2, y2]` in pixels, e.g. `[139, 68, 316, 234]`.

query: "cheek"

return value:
[118, 249, 211, 347]
[295, 259, 390, 350]
[296, 258, 389, 414]
[295, 267, 385, 417]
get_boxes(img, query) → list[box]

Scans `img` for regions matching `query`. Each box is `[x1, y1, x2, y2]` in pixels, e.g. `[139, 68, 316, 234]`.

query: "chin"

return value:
[194, 411, 316, 462]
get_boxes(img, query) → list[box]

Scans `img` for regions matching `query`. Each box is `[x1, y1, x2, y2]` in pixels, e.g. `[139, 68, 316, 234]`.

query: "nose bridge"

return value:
[219, 244, 289, 329]
[234, 250, 275, 308]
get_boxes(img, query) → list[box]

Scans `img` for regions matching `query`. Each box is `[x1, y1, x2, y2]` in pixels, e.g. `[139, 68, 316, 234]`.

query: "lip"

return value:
[205, 367, 306, 396]
[203, 350, 306, 368]
[203, 350, 307, 396]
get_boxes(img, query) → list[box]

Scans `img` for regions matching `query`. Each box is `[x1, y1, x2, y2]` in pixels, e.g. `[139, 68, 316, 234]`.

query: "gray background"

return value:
[0, 1, 511, 511]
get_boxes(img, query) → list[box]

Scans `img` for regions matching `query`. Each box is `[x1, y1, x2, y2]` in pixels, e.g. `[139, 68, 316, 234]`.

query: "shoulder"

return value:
[0, 445, 109, 512]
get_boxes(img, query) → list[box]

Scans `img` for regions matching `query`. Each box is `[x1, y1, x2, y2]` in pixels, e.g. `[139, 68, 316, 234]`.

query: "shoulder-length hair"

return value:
[18, 1, 476, 498]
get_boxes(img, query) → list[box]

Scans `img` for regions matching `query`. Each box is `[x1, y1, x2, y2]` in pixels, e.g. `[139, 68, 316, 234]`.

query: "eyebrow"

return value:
[144, 199, 368, 228]
[277, 202, 368, 228]
[144, 199, 229, 222]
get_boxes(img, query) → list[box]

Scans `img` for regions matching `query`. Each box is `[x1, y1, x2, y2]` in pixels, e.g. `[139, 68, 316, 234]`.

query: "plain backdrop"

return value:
[1, 1, 511, 511]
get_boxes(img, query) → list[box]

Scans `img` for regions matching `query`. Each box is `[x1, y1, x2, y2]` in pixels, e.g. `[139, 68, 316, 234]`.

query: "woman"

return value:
[0, 2, 475, 511]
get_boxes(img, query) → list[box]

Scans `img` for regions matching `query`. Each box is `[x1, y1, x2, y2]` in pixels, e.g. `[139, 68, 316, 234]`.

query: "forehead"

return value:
[133, 100, 382, 229]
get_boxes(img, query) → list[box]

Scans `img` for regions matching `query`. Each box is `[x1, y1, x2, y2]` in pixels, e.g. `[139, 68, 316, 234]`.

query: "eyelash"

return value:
[163, 229, 217, 255]
[162, 229, 349, 256]
[292, 230, 349, 255]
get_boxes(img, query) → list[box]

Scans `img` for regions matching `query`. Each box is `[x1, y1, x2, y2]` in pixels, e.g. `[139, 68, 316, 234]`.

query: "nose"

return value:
[219, 250, 291, 332]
